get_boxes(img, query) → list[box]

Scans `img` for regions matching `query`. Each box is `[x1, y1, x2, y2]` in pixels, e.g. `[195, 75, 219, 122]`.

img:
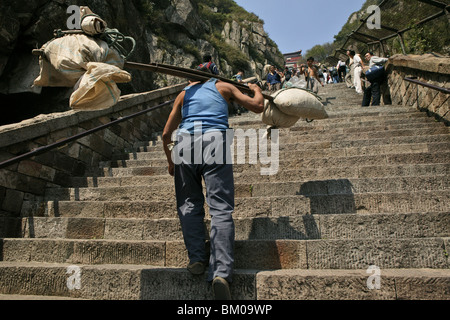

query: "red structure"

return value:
[283, 50, 303, 69]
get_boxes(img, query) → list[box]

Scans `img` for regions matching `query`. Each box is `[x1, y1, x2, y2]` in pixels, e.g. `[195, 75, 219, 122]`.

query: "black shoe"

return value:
[187, 262, 206, 275]
[212, 277, 231, 300]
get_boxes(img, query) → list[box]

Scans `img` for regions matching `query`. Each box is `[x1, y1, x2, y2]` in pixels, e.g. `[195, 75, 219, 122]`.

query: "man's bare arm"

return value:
[162, 91, 184, 176]
[217, 82, 264, 114]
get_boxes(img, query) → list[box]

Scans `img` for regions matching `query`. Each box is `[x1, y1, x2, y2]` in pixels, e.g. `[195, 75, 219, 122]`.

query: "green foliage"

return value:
[208, 34, 251, 72]
[133, 0, 283, 74]
[304, 43, 336, 63]
[193, 0, 262, 24]
[333, 0, 449, 56]
[183, 43, 202, 64]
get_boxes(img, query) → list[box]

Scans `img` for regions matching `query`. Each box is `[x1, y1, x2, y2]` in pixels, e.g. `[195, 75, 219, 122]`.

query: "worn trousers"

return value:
[354, 66, 363, 94]
[174, 131, 235, 283]
[362, 80, 381, 106]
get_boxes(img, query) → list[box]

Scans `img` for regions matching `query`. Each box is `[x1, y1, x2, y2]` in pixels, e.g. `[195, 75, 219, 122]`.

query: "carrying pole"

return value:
[32, 49, 273, 101]
[124, 61, 274, 101]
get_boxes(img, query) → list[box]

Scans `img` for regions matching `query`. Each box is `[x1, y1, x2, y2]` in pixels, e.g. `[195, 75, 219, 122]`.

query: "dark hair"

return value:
[349, 50, 356, 56]
[307, 57, 314, 62]
[202, 54, 212, 62]
[367, 52, 374, 56]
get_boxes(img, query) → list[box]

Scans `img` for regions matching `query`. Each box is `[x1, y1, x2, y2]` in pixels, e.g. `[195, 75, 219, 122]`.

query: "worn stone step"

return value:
[134, 119, 448, 147]
[0, 262, 447, 300]
[24, 190, 450, 219]
[18, 212, 450, 241]
[71, 163, 450, 188]
[236, 112, 444, 130]
[131, 134, 450, 156]
[113, 142, 448, 164]
[233, 112, 435, 130]
[100, 151, 450, 172]
[132, 128, 449, 154]
[256, 268, 450, 300]
[2, 237, 449, 270]
[43, 176, 449, 202]
[0, 262, 259, 300]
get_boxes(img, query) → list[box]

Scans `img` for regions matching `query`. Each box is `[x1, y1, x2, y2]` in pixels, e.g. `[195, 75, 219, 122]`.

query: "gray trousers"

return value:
[174, 131, 235, 282]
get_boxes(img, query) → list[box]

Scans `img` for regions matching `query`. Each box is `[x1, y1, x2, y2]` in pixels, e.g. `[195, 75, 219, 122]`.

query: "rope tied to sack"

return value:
[53, 11, 136, 61]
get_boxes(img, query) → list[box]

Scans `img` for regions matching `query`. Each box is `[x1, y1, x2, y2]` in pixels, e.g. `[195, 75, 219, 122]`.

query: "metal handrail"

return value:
[404, 77, 450, 94]
[0, 99, 175, 170]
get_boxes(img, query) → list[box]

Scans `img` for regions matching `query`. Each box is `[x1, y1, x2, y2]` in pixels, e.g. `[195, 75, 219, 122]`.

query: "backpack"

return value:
[198, 61, 212, 71]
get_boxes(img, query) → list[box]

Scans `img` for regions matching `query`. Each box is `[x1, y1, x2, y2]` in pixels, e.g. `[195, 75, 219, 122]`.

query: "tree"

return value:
[304, 43, 336, 63]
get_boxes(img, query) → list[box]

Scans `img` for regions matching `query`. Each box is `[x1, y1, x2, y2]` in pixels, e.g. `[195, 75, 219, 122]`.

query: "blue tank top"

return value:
[179, 78, 229, 134]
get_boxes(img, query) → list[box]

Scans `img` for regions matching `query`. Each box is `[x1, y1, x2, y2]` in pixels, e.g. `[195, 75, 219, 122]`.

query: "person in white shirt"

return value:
[345, 51, 354, 88]
[336, 60, 347, 82]
[366, 52, 388, 68]
[348, 50, 365, 94]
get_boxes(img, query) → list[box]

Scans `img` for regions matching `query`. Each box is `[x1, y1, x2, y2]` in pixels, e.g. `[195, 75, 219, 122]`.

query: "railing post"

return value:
[397, 33, 407, 55]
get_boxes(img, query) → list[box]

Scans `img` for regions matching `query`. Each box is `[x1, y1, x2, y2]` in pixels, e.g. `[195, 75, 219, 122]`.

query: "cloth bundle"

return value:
[33, 6, 132, 111]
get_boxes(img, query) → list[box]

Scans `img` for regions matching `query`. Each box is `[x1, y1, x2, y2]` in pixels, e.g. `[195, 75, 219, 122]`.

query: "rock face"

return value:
[0, 0, 284, 125]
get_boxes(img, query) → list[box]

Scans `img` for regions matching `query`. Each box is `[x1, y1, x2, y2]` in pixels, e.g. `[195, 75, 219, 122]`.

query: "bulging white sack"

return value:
[273, 88, 328, 120]
[70, 62, 131, 111]
[262, 99, 301, 128]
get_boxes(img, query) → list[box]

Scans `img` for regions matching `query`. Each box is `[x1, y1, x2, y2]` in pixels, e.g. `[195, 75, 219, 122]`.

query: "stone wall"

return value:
[0, 84, 185, 223]
[386, 54, 450, 123]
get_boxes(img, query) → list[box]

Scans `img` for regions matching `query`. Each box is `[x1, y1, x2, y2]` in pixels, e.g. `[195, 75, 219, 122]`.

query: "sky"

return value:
[233, 0, 367, 54]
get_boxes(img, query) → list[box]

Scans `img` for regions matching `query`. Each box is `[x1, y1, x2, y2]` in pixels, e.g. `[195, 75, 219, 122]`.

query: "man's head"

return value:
[203, 54, 212, 62]
[347, 50, 355, 57]
[307, 57, 314, 66]
[365, 52, 374, 61]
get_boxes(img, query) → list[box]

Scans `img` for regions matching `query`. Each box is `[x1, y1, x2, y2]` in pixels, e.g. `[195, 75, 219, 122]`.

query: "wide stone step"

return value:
[18, 212, 450, 241]
[2, 237, 448, 270]
[44, 176, 449, 202]
[131, 134, 450, 156]
[71, 163, 450, 188]
[222, 107, 432, 125]
[0, 262, 447, 300]
[112, 142, 448, 163]
[133, 119, 448, 147]
[99, 151, 450, 171]
[24, 190, 450, 218]
[233, 112, 435, 130]
[132, 128, 449, 154]
[256, 268, 450, 300]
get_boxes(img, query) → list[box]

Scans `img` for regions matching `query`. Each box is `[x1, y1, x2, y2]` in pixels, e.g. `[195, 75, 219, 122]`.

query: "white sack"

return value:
[70, 62, 131, 111]
[34, 34, 125, 88]
[262, 99, 301, 128]
[273, 88, 328, 120]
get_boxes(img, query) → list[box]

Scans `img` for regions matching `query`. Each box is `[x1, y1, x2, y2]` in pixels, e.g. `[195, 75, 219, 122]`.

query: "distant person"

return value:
[348, 50, 364, 94]
[345, 51, 355, 89]
[362, 52, 389, 106]
[231, 70, 245, 115]
[337, 59, 347, 82]
[303, 57, 324, 93]
[329, 67, 339, 84]
[199, 54, 219, 75]
[283, 66, 292, 82]
[266, 65, 282, 92]
[231, 70, 244, 83]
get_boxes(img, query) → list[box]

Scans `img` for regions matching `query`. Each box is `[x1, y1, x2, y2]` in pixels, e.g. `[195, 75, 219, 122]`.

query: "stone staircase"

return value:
[0, 83, 449, 300]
